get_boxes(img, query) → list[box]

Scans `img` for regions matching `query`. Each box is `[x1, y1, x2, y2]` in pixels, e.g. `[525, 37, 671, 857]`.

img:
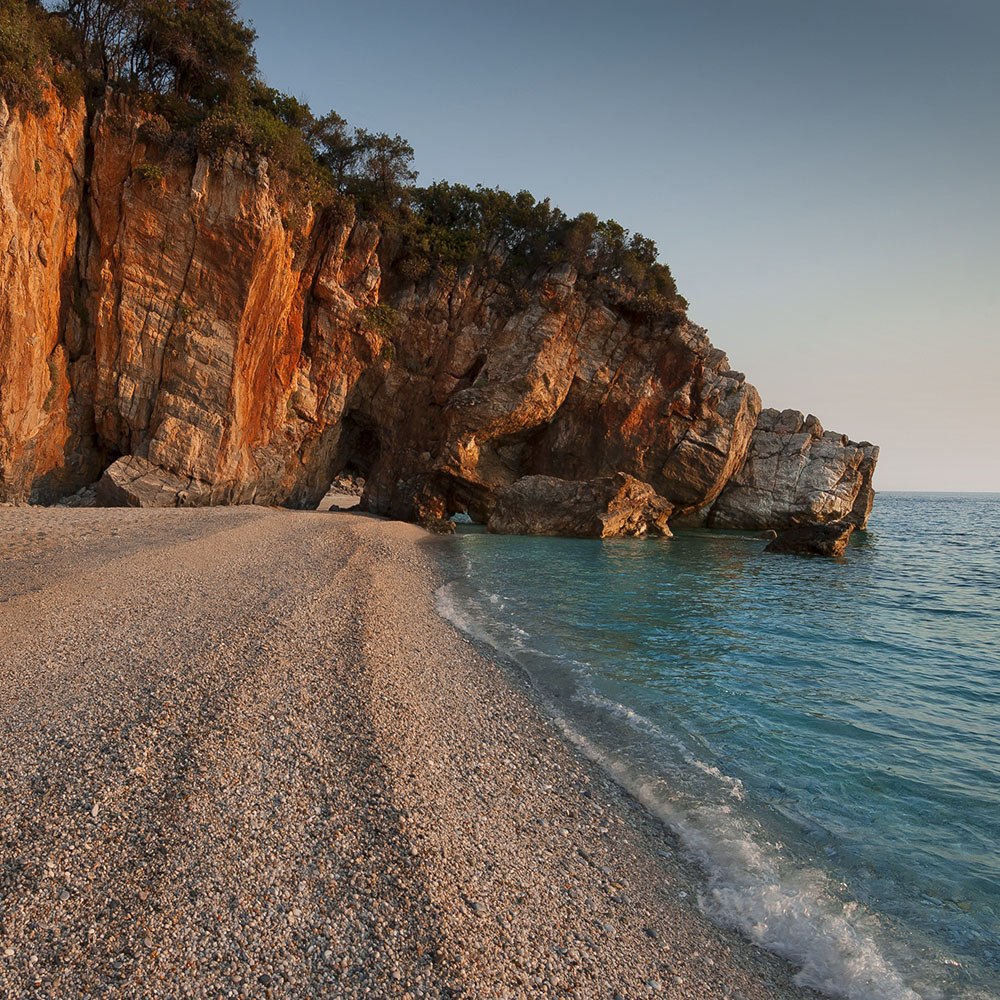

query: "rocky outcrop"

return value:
[358, 265, 761, 524]
[488, 473, 673, 538]
[765, 521, 855, 558]
[704, 409, 879, 530]
[0, 91, 879, 533]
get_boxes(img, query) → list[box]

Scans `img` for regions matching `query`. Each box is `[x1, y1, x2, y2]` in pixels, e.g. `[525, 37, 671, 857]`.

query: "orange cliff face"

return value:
[0, 88, 89, 501]
[0, 94, 878, 532]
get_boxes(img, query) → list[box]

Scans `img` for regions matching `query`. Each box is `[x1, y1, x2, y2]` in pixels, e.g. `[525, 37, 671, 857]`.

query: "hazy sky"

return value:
[241, 0, 998, 491]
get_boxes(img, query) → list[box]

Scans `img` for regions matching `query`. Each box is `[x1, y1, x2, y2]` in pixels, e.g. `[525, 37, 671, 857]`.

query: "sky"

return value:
[240, 0, 999, 491]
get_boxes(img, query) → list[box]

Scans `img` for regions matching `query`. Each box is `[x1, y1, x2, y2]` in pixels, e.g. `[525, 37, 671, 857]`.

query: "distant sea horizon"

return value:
[436, 492, 1000, 1000]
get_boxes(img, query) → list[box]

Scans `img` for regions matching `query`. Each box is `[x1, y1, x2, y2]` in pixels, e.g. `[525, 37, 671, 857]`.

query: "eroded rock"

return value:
[707, 409, 879, 530]
[0, 92, 879, 532]
[488, 474, 673, 538]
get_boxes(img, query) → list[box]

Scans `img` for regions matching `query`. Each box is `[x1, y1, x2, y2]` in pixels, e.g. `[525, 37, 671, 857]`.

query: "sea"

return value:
[434, 493, 1000, 1000]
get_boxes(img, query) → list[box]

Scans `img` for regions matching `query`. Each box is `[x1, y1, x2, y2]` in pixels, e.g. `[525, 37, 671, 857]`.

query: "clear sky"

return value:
[240, 0, 999, 491]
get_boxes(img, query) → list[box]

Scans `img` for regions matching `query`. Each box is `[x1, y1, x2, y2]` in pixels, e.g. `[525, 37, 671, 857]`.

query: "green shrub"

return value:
[133, 162, 164, 182]
[0, 0, 50, 111]
[138, 113, 173, 146]
[1, 3, 687, 327]
[364, 303, 400, 335]
[393, 182, 688, 322]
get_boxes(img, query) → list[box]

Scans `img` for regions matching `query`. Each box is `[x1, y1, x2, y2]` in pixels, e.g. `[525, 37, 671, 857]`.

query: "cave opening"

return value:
[336, 414, 381, 480]
[313, 413, 382, 509]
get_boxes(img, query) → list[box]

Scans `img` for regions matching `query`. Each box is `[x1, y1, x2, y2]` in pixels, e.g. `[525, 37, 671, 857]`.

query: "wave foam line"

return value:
[552, 716, 927, 1000]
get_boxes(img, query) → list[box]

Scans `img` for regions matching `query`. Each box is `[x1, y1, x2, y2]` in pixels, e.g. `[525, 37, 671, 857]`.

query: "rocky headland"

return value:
[0, 88, 877, 537]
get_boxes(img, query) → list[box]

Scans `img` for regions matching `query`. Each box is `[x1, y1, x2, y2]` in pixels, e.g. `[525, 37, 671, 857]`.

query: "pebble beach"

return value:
[0, 502, 815, 1000]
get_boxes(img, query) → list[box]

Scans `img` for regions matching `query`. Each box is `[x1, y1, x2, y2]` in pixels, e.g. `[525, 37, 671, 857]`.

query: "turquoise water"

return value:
[435, 493, 1000, 1000]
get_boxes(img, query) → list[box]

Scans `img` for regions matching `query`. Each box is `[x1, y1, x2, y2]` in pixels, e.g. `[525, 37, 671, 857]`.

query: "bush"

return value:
[0, 0, 50, 110]
[133, 162, 164, 182]
[137, 112, 172, 145]
[364, 303, 400, 335]
[4, 3, 687, 326]
[393, 182, 687, 322]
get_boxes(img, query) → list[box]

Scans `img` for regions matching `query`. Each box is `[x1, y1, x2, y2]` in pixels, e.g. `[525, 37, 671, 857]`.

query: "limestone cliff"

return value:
[0, 93, 878, 531]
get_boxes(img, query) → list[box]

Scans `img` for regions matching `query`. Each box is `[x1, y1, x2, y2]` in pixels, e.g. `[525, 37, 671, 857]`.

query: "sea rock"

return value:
[96, 455, 212, 507]
[764, 521, 855, 558]
[488, 473, 673, 538]
[706, 409, 879, 529]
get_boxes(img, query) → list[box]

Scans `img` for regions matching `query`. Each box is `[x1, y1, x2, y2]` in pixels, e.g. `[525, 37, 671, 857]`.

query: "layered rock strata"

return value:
[0, 92, 878, 533]
[706, 409, 879, 530]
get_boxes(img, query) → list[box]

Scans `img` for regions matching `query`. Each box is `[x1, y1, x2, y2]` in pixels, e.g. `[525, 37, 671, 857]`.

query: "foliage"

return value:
[364, 303, 400, 335]
[395, 182, 687, 321]
[0, 0, 51, 110]
[8, 1, 686, 324]
[133, 161, 163, 181]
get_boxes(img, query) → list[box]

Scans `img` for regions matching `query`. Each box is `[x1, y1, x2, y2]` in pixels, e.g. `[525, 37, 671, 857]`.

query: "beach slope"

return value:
[0, 506, 810, 999]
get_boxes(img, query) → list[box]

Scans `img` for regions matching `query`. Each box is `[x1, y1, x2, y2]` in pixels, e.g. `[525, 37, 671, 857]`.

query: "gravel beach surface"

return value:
[0, 504, 815, 1000]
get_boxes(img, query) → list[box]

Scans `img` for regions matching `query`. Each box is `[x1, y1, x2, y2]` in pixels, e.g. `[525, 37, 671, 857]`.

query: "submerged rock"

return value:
[764, 521, 855, 558]
[488, 473, 673, 538]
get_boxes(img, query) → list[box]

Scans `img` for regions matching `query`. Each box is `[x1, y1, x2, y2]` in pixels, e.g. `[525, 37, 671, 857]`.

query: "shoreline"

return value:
[1, 502, 814, 999]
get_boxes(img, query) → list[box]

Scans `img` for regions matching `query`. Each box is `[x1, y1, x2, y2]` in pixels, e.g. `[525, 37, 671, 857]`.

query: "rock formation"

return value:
[705, 409, 878, 530]
[489, 474, 673, 538]
[0, 91, 879, 534]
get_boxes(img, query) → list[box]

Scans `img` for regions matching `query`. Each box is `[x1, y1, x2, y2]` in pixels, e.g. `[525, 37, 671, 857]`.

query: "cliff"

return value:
[0, 92, 878, 532]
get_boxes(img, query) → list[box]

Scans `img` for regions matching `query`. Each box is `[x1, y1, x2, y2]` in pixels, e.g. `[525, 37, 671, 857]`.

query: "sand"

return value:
[0, 502, 815, 999]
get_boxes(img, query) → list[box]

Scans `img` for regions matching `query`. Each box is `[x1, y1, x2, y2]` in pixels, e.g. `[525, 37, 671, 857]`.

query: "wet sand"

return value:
[0, 503, 814, 999]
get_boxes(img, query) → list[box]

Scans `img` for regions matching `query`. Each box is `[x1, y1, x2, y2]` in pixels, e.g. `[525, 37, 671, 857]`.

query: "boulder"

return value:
[96, 455, 211, 508]
[764, 521, 855, 558]
[489, 473, 673, 538]
[708, 409, 879, 530]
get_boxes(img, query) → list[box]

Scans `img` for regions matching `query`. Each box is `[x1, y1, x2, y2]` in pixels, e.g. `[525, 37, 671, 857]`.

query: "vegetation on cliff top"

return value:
[1, 0, 686, 322]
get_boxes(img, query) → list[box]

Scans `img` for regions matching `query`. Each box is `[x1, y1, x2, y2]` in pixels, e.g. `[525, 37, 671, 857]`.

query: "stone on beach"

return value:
[96, 455, 213, 508]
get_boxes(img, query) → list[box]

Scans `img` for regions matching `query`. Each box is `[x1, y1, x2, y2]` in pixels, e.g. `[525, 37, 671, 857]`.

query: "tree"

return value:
[0, 0, 51, 107]
[55, 0, 139, 81]
[307, 110, 355, 187]
[350, 128, 416, 204]
[136, 0, 257, 106]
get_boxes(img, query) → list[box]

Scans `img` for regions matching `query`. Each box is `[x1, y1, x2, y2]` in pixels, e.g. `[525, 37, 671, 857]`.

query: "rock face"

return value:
[0, 91, 879, 533]
[706, 409, 879, 530]
[765, 521, 855, 558]
[489, 474, 673, 538]
[0, 90, 93, 503]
